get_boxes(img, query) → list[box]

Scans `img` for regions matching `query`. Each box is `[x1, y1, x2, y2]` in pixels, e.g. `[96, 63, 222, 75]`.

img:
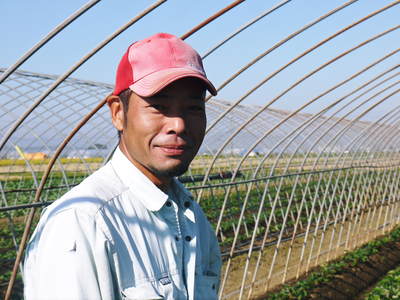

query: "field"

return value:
[266, 226, 400, 299]
[1, 154, 400, 299]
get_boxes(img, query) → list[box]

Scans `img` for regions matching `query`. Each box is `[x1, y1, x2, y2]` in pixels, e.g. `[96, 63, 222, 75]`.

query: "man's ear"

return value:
[107, 95, 125, 131]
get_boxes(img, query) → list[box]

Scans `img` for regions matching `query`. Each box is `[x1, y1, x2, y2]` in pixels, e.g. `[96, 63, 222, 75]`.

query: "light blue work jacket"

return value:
[24, 147, 221, 300]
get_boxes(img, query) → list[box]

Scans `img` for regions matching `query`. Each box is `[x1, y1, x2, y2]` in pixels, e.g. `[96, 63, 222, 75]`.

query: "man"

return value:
[24, 33, 221, 300]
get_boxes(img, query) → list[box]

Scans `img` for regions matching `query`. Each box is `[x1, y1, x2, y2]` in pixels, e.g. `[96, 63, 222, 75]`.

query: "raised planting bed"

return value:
[363, 264, 400, 299]
[262, 226, 400, 300]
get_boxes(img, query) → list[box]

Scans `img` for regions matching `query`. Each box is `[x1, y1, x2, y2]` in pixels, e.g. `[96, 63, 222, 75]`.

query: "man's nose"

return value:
[166, 115, 186, 134]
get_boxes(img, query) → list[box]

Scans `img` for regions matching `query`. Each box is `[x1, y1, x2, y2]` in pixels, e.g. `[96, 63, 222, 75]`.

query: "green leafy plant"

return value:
[266, 226, 400, 299]
[366, 265, 400, 299]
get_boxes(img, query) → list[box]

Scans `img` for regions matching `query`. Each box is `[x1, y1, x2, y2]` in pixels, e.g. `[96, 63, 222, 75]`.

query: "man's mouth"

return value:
[156, 144, 188, 156]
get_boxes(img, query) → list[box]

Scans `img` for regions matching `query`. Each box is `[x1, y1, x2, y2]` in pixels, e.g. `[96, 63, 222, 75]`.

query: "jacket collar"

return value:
[110, 147, 169, 212]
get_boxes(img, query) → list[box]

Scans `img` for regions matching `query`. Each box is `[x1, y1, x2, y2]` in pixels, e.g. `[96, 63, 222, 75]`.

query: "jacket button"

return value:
[166, 201, 172, 207]
[175, 236, 180, 241]
[184, 201, 190, 208]
[212, 283, 216, 290]
[185, 235, 192, 242]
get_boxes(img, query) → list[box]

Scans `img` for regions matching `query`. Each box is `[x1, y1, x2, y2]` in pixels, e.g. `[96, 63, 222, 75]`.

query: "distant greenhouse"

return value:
[1, 69, 388, 161]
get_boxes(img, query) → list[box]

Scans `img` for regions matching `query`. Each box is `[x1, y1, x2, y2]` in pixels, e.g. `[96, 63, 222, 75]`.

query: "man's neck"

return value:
[118, 143, 171, 193]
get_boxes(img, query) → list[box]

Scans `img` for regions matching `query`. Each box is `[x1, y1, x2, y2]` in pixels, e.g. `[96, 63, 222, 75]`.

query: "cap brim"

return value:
[129, 67, 217, 98]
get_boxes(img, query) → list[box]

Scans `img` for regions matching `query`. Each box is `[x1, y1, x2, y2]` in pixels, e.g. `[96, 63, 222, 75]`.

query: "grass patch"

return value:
[0, 157, 104, 166]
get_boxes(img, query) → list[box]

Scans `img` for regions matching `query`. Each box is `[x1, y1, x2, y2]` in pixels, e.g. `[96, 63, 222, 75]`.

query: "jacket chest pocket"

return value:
[121, 282, 164, 300]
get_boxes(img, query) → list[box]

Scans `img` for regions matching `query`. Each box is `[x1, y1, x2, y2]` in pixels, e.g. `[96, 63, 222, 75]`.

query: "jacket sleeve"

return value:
[24, 207, 116, 300]
[208, 220, 222, 289]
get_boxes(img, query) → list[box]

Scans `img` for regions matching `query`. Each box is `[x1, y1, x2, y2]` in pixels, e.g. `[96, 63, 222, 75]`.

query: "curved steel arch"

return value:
[218, 44, 398, 295]
[1, 1, 400, 299]
[199, 5, 400, 203]
[234, 65, 400, 296]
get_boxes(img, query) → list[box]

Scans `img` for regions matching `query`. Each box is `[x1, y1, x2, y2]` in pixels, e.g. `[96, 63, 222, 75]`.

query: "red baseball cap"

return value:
[113, 33, 217, 97]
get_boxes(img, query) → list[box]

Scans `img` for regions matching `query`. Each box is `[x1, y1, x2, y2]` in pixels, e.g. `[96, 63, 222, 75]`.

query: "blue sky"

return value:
[1, 0, 399, 120]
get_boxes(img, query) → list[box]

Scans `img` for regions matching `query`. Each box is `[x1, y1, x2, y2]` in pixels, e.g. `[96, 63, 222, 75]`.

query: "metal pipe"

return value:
[219, 31, 399, 296]
[3, 0, 262, 297]
[3, 2, 169, 298]
[216, 24, 399, 296]
[207, 0, 361, 133]
[0, 0, 168, 155]
[241, 65, 400, 296]
[201, 1, 398, 205]
[201, 0, 292, 59]
[0, 0, 101, 84]
[181, 0, 246, 40]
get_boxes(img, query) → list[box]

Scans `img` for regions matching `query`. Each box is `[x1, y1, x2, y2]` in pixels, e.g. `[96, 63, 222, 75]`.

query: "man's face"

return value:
[119, 78, 207, 182]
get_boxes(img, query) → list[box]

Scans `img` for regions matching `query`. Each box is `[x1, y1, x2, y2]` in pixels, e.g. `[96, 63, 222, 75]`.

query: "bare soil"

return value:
[218, 206, 398, 300]
[258, 238, 400, 299]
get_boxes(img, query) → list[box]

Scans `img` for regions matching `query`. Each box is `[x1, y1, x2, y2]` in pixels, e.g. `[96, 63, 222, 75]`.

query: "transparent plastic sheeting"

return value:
[1, 0, 400, 299]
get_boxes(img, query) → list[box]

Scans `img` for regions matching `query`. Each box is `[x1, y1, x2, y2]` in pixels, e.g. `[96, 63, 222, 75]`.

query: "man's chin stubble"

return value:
[149, 163, 189, 179]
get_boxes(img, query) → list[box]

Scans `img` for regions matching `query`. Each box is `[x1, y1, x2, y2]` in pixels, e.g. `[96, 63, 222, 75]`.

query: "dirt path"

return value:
[241, 233, 400, 300]
[219, 209, 395, 299]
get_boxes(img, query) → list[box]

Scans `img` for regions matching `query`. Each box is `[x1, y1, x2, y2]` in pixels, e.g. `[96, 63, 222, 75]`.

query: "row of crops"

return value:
[366, 265, 400, 299]
[266, 226, 400, 299]
[203, 166, 400, 298]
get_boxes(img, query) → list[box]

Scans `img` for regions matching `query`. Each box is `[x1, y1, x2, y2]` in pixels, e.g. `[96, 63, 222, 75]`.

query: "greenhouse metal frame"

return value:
[1, 1, 400, 299]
